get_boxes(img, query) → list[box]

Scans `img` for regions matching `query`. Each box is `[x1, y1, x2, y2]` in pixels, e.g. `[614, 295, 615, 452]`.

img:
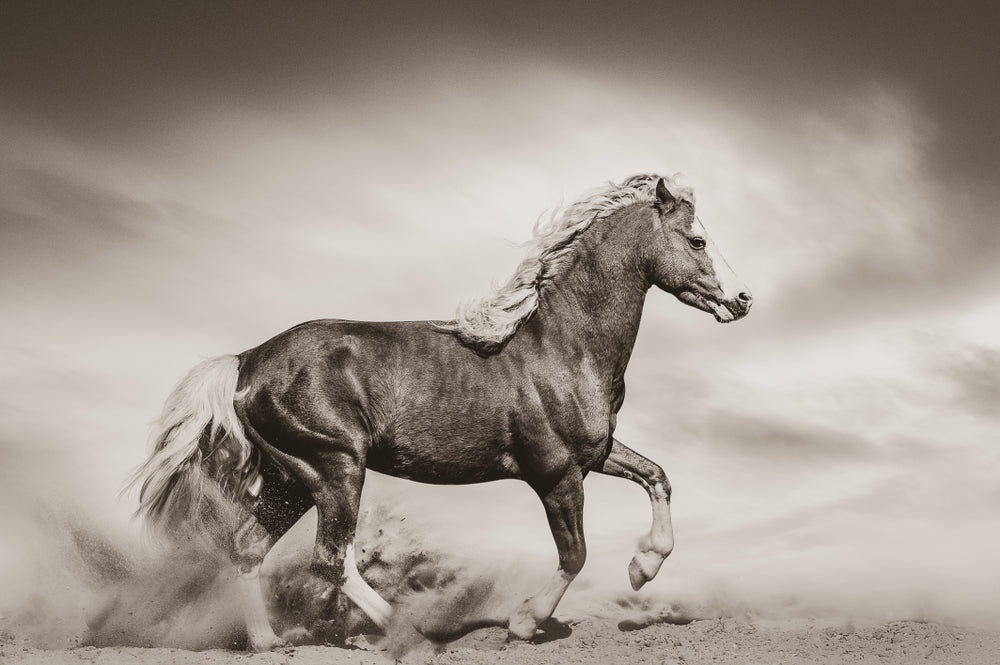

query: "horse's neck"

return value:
[524, 215, 649, 384]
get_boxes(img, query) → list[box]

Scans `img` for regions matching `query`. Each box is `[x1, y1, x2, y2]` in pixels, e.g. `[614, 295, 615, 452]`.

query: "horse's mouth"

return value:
[710, 296, 751, 323]
[678, 290, 748, 323]
[711, 300, 737, 323]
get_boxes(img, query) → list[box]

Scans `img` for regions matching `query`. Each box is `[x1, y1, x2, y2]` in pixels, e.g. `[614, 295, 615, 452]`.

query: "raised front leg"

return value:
[509, 466, 586, 640]
[597, 438, 674, 590]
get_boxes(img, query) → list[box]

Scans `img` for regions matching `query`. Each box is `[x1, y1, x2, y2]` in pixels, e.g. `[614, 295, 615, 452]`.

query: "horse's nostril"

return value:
[737, 292, 752, 304]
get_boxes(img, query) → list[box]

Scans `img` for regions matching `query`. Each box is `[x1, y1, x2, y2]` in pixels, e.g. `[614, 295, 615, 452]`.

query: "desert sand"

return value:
[5, 616, 1000, 665]
[4, 506, 998, 665]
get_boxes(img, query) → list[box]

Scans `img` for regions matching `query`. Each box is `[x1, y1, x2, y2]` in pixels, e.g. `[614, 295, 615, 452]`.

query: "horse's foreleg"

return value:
[597, 438, 674, 590]
[509, 466, 586, 640]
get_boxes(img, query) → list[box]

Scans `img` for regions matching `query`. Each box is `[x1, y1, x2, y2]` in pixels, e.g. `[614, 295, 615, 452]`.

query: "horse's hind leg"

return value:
[596, 438, 674, 590]
[509, 466, 586, 640]
[232, 512, 285, 651]
[272, 444, 392, 643]
[230, 463, 314, 651]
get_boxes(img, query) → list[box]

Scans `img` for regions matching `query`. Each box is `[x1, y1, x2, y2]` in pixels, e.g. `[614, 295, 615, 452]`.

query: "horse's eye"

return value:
[689, 237, 706, 250]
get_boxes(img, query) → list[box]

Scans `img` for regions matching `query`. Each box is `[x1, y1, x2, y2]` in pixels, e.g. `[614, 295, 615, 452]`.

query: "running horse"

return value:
[131, 174, 752, 649]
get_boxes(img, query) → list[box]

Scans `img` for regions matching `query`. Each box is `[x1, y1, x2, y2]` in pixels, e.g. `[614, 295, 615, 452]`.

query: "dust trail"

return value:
[264, 504, 520, 654]
[0, 492, 520, 654]
[0, 500, 243, 650]
[6, 468, 991, 656]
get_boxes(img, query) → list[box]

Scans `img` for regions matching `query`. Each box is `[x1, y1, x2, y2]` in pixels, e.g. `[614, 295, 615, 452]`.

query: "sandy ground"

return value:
[5, 506, 999, 664]
[4, 616, 999, 665]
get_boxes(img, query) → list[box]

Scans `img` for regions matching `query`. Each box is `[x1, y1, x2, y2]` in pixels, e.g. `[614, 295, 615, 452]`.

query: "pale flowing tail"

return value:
[128, 355, 260, 536]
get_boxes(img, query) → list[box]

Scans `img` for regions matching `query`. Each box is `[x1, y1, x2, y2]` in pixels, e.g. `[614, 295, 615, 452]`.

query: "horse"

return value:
[130, 173, 751, 650]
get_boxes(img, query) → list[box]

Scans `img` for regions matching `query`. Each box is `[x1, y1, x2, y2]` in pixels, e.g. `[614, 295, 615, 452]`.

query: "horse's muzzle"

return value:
[722, 291, 752, 320]
[733, 291, 753, 316]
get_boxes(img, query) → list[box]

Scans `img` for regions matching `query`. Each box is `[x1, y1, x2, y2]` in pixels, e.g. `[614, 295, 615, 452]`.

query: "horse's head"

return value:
[643, 178, 751, 322]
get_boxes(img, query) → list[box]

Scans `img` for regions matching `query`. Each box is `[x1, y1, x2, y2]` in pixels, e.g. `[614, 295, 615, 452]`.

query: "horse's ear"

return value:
[655, 178, 676, 211]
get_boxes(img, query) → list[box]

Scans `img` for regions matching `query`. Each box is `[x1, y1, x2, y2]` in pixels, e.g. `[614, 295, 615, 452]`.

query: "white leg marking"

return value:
[628, 485, 675, 590]
[341, 541, 393, 630]
[236, 565, 285, 651]
[508, 569, 575, 640]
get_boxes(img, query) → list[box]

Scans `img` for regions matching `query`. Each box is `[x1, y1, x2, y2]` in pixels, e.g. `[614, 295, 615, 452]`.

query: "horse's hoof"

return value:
[248, 633, 288, 652]
[84, 592, 120, 630]
[279, 626, 314, 646]
[628, 550, 664, 591]
[507, 627, 533, 642]
[507, 605, 538, 641]
[628, 558, 649, 591]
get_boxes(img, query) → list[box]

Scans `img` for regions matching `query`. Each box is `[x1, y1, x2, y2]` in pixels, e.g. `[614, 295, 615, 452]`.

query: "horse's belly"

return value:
[366, 429, 519, 485]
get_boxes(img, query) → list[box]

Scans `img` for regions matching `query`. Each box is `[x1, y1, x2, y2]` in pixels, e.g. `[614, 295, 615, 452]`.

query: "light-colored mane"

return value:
[447, 173, 695, 353]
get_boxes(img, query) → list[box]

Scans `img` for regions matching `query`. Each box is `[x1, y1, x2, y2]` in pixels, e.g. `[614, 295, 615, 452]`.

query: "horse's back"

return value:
[236, 318, 453, 425]
[234, 318, 525, 482]
[238, 317, 452, 382]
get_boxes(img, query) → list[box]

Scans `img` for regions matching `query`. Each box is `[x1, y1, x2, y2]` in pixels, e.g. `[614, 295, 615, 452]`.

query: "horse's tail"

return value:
[128, 355, 260, 539]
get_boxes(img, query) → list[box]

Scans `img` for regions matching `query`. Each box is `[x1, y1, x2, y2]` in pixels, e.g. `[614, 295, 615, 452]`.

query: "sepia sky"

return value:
[2, 2, 999, 624]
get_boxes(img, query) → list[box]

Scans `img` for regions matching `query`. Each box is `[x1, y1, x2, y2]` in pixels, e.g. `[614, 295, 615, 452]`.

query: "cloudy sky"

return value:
[2, 2, 998, 626]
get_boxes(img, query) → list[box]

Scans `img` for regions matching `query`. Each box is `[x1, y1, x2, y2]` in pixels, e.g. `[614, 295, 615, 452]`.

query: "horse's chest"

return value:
[603, 379, 624, 434]
[610, 378, 626, 415]
[545, 379, 623, 447]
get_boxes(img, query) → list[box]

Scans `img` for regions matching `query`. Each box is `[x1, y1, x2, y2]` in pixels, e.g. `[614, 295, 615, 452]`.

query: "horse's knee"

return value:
[651, 465, 667, 485]
[230, 515, 273, 575]
[647, 465, 671, 502]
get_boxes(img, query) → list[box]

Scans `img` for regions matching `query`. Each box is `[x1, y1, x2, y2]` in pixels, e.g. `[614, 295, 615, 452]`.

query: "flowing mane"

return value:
[446, 173, 696, 353]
